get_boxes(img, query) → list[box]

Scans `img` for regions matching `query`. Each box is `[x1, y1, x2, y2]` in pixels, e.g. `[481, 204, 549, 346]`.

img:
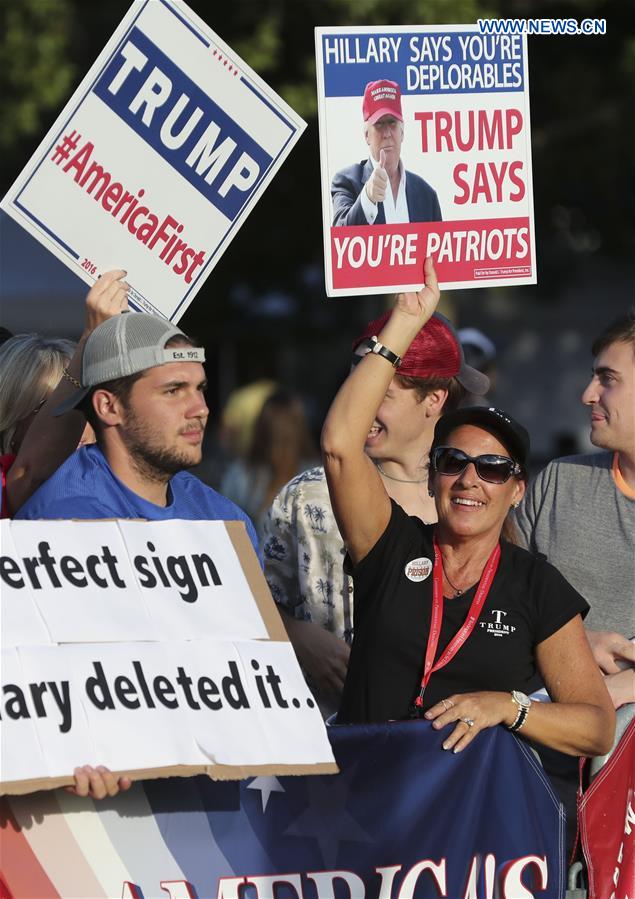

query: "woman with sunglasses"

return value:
[322, 257, 614, 757]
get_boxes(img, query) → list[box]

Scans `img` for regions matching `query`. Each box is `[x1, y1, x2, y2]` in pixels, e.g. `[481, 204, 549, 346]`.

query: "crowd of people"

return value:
[1, 262, 632, 859]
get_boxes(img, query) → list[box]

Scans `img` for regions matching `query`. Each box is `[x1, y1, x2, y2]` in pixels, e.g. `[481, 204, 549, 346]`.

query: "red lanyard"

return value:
[412, 537, 501, 711]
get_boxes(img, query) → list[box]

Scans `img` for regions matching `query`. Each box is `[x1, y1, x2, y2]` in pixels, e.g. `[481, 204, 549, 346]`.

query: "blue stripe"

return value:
[159, 0, 210, 47]
[14, 201, 80, 258]
[241, 77, 297, 132]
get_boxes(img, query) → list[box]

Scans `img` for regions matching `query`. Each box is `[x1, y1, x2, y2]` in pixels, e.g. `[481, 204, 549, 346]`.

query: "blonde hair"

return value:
[0, 334, 76, 453]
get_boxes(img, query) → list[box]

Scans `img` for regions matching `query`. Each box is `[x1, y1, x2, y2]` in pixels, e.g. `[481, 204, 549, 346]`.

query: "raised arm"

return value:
[6, 271, 129, 514]
[321, 257, 440, 564]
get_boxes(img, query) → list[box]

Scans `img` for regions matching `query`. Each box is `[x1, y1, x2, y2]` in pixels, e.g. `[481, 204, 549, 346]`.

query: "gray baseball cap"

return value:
[54, 313, 205, 416]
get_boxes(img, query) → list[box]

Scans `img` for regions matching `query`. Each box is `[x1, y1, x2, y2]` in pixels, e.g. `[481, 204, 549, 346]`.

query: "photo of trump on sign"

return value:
[331, 79, 442, 227]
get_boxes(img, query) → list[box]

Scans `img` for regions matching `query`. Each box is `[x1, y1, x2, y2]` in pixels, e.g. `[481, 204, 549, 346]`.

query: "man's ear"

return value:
[424, 388, 449, 418]
[91, 389, 125, 427]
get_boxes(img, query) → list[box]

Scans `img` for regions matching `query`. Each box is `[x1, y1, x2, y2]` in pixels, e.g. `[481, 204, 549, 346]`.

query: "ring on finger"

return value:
[441, 699, 449, 711]
[461, 717, 475, 728]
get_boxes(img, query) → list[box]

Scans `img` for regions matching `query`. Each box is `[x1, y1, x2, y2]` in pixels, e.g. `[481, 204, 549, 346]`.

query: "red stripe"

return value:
[331, 218, 533, 289]
[0, 799, 61, 899]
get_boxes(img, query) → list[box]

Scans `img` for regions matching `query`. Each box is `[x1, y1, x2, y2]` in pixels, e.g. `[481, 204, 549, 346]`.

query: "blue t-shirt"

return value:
[16, 445, 260, 556]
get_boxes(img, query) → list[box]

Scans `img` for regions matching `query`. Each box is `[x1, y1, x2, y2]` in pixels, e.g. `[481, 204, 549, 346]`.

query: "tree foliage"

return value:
[0, 0, 76, 151]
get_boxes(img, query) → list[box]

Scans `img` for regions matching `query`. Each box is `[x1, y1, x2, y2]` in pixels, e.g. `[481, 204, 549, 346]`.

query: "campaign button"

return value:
[404, 557, 432, 582]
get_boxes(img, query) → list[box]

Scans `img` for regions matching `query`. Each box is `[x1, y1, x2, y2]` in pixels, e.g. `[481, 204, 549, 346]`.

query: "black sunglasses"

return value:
[431, 446, 523, 485]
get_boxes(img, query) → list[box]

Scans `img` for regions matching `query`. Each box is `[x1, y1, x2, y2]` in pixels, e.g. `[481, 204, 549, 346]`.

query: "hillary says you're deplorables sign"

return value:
[316, 25, 536, 296]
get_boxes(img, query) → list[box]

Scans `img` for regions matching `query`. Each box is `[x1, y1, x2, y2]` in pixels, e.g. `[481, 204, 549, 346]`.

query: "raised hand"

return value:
[83, 269, 130, 337]
[587, 630, 635, 675]
[394, 255, 440, 324]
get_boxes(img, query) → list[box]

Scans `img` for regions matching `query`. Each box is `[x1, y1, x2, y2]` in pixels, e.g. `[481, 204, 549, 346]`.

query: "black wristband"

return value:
[508, 704, 529, 733]
[370, 336, 402, 368]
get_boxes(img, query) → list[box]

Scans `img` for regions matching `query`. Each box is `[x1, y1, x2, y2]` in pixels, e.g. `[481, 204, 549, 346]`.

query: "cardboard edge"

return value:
[224, 521, 288, 642]
[1, 761, 339, 796]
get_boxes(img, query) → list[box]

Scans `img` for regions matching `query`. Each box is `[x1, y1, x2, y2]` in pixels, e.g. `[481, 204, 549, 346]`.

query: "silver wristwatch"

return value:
[508, 690, 531, 733]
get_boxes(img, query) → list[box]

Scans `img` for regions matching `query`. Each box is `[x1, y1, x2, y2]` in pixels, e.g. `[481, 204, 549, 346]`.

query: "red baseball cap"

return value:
[362, 80, 403, 124]
[352, 311, 490, 396]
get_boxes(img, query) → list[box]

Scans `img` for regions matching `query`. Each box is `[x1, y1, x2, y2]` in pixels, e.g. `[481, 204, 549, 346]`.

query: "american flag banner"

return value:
[0, 720, 565, 899]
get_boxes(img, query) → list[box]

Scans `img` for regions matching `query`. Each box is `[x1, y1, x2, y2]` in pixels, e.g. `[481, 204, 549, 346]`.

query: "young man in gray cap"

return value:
[17, 312, 259, 554]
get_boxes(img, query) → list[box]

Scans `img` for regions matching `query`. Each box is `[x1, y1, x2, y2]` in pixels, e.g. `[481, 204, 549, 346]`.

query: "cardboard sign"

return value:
[315, 25, 536, 295]
[1, 0, 305, 321]
[6, 519, 157, 644]
[0, 520, 336, 793]
[117, 519, 269, 641]
[0, 521, 52, 647]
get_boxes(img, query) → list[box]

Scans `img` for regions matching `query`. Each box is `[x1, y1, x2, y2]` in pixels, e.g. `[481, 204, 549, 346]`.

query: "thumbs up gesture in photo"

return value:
[365, 149, 388, 204]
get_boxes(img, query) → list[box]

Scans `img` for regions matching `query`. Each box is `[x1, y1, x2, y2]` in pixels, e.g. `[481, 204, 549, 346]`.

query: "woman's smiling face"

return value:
[432, 424, 525, 542]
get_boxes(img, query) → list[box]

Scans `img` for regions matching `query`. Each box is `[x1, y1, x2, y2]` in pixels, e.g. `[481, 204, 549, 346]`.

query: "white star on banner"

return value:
[246, 776, 285, 812]
[284, 766, 372, 867]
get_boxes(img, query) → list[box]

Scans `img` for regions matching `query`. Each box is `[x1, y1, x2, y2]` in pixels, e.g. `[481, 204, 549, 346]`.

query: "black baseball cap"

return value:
[432, 406, 530, 468]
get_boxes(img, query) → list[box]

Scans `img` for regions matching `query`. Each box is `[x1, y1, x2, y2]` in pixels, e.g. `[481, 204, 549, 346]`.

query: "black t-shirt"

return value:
[338, 501, 589, 724]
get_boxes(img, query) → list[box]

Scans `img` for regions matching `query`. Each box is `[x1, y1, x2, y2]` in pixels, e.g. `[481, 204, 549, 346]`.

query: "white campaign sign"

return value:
[315, 25, 535, 296]
[0, 519, 335, 788]
[61, 642, 203, 772]
[234, 640, 325, 765]
[1, 0, 305, 322]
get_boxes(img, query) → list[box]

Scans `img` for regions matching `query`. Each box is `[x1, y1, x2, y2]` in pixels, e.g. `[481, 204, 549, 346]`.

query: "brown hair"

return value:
[394, 374, 466, 413]
[83, 334, 198, 438]
[591, 309, 635, 357]
[501, 514, 522, 545]
[246, 389, 316, 469]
